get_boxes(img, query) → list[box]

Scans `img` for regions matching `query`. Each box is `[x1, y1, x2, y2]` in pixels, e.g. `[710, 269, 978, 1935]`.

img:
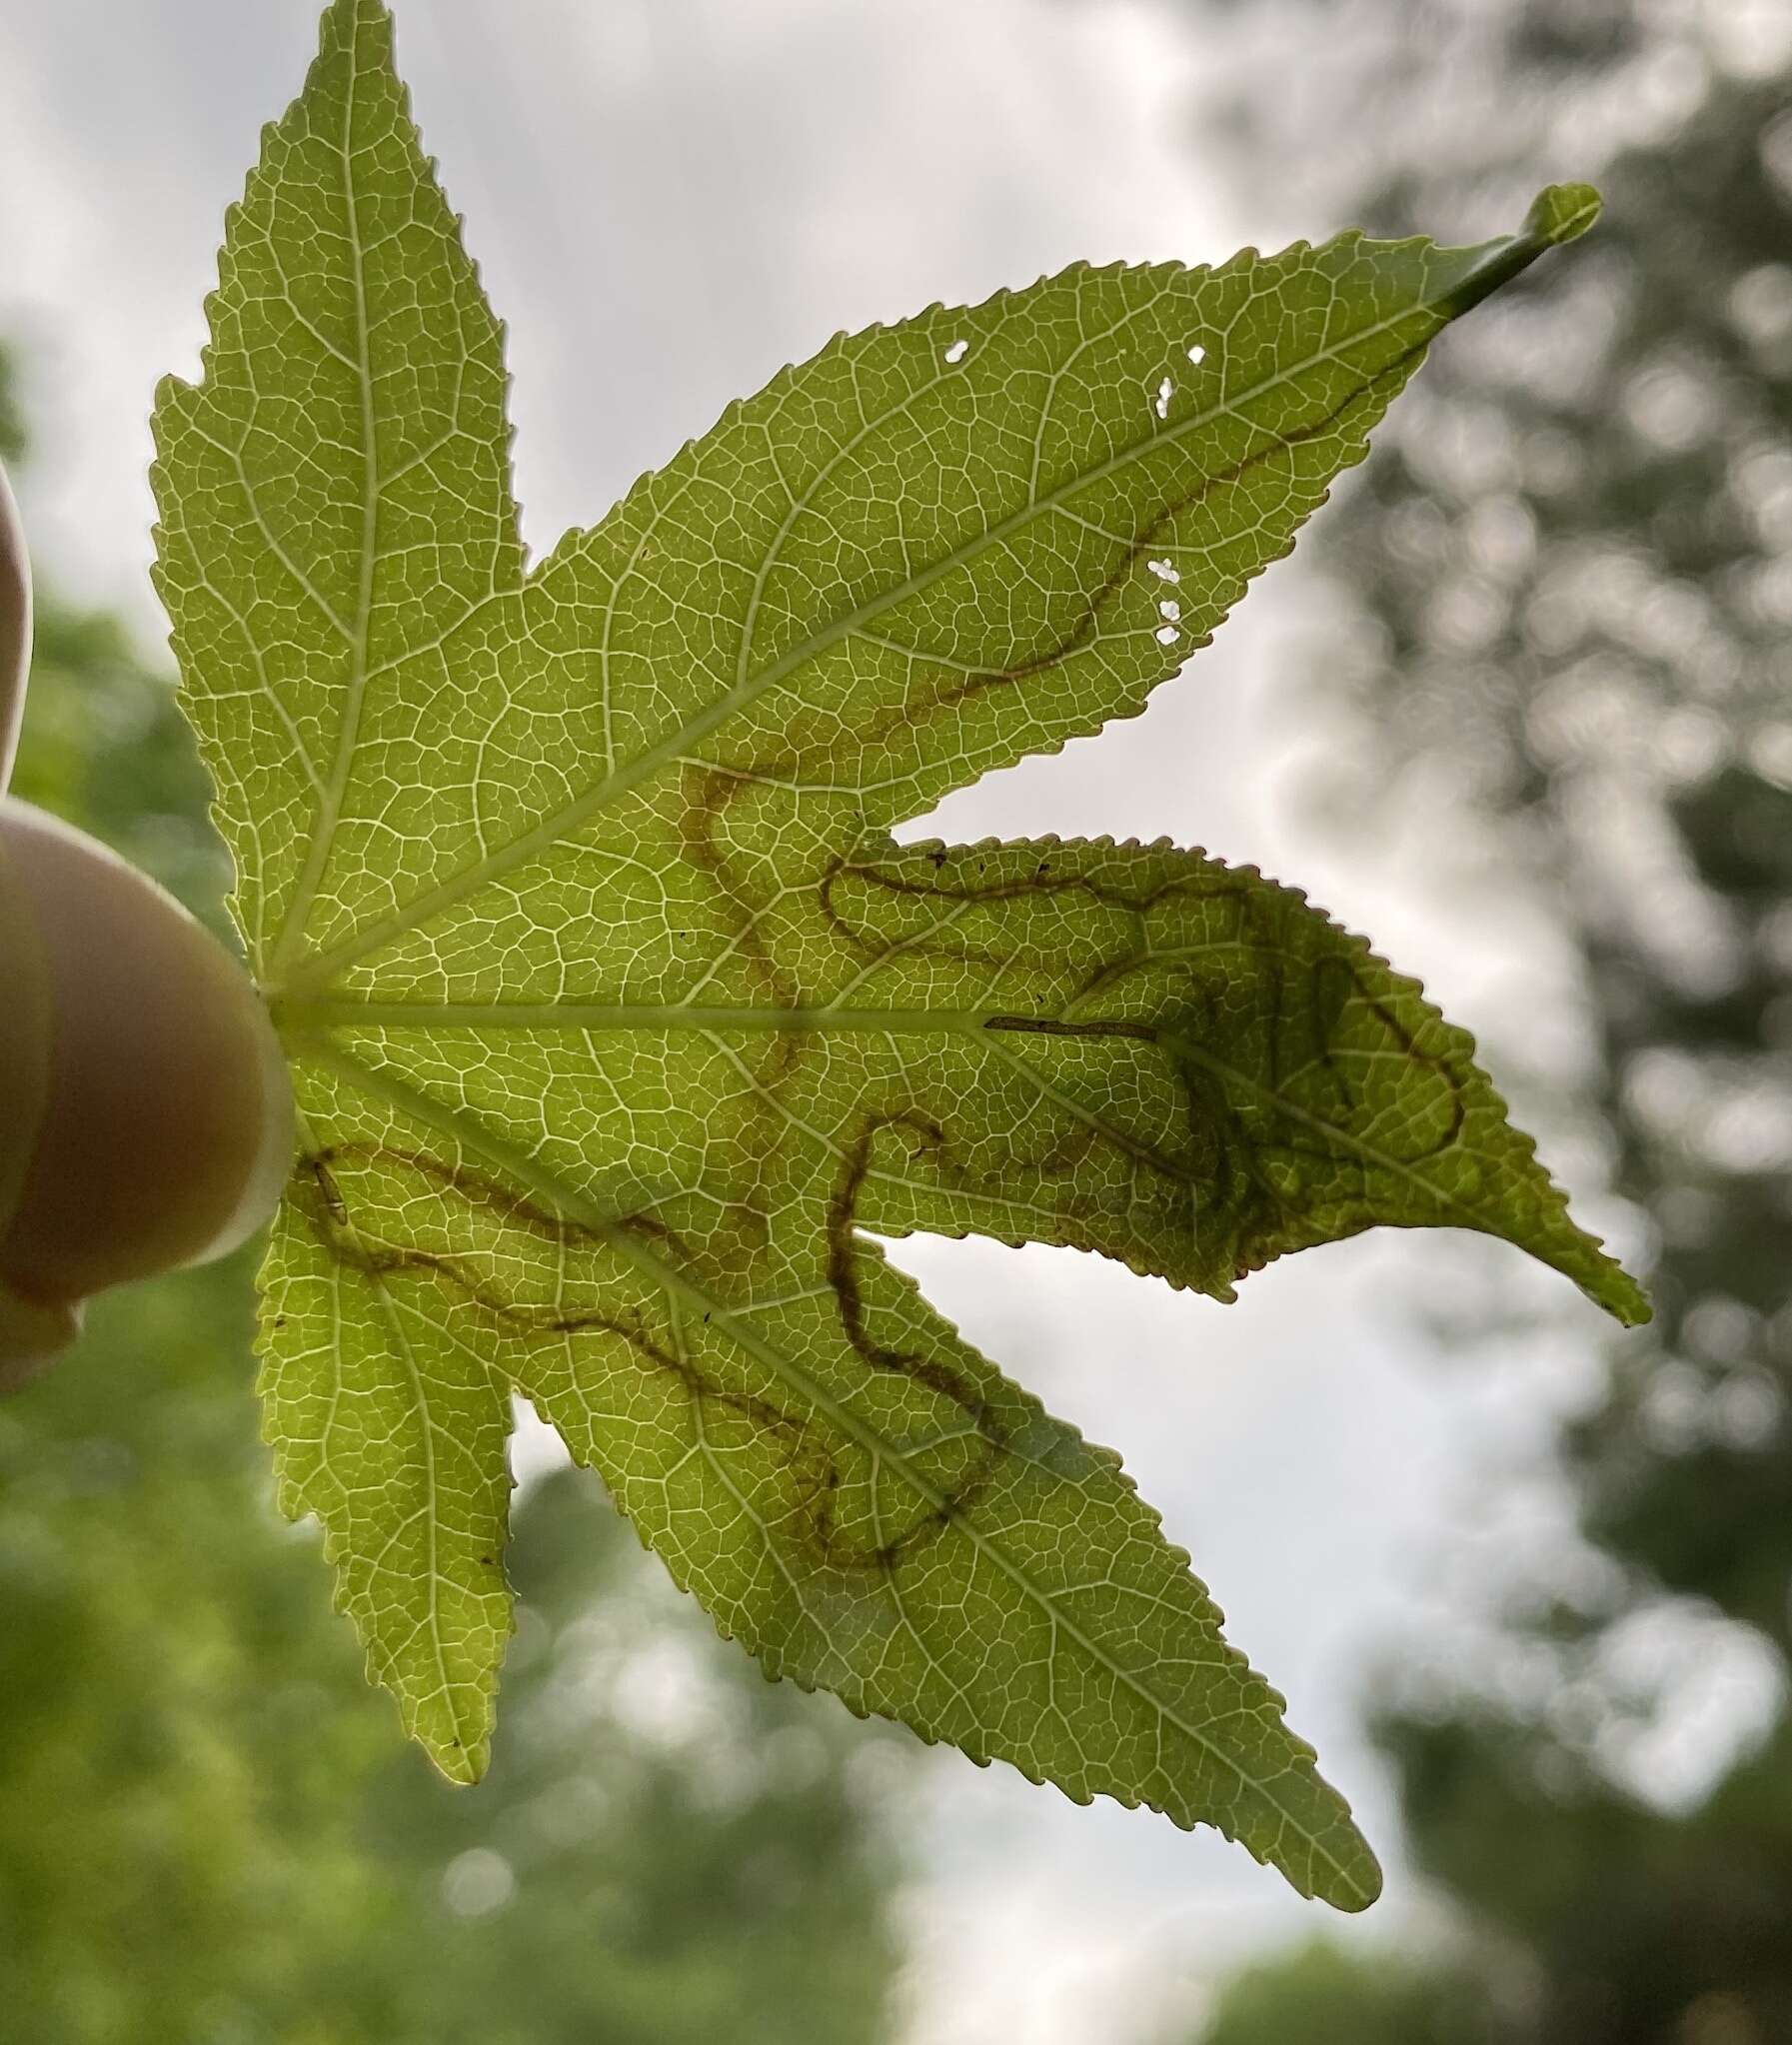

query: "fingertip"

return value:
[0, 457, 30, 797]
[0, 1281, 81, 1392]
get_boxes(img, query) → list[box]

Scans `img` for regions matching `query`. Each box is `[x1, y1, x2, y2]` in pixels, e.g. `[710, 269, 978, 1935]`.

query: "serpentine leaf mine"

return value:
[150, 0, 1636, 1909]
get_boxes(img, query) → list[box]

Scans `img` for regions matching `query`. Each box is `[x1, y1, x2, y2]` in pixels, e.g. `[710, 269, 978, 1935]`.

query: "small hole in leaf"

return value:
[1186, 343, 1206, 365]
[1159, 598, 1180, 622]
[1155, 623, 1180, 647]
[944, 338, 968, 365]
[1154, 376, 1174, 419]
[1146, 558, 1180, 583]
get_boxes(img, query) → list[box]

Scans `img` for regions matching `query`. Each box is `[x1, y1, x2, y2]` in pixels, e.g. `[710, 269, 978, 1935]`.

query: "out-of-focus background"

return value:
[3, 1, 1790, 2039]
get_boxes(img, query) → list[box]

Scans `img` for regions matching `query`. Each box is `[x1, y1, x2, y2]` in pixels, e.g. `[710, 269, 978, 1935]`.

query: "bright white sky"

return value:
[0, 3, 1672, 2039]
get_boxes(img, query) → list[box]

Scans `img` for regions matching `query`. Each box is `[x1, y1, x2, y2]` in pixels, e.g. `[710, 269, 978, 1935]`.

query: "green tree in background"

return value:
[1198, 1937, 1503, 2045]
[0, 347, 904, 2043]
[1193, 6, 1792, 2040]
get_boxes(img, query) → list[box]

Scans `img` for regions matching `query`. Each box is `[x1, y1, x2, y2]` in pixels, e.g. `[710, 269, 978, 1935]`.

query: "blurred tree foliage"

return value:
[1197, 1936, 1505, 2045]
[1190, 4, 1792, 2041]
[0, 346, 904, 2043]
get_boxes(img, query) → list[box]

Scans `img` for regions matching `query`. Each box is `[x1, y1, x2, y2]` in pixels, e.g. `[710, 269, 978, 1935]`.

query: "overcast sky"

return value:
[0, 4, 1681, 2038]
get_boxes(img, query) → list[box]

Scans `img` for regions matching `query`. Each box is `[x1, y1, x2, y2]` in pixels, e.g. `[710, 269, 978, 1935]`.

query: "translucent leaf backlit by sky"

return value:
[150, 0, 1640, 1912]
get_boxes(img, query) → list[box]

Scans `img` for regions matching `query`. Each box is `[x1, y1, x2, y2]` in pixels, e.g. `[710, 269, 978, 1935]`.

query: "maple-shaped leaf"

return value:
[149, 0, 1643, 1911]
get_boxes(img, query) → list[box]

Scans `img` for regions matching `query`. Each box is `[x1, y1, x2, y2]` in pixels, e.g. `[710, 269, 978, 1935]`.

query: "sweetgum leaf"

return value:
[149, 0, 1640, 1910]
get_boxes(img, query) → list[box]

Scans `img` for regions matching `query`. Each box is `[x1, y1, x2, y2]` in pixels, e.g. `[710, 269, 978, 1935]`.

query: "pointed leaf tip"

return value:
[1524, 181, 1602, 247]
[1433, 182, 1603, 323]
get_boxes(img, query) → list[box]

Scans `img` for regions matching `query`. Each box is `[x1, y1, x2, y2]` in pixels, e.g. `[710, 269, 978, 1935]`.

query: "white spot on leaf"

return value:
[1186, 343, 1206, 366]
[1159, 598, 1180, 622]
[944, 338, 968, 365]
[1154, 376, 1174, 419]
[1146, 558, 1180, 583]
[1155, 623, 1180, 647]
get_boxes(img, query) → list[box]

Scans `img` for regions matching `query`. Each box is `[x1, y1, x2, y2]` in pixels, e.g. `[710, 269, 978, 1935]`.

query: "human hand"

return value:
[0, 458, 292, 1386]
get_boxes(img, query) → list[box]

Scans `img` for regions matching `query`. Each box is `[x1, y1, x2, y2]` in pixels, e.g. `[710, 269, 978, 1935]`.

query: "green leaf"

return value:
[150, 0, 1641, 1910]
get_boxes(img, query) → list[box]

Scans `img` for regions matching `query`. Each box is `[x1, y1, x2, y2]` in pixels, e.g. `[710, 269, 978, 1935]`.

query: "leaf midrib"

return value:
[270, 19, 384, 982]
[285, 1104, 481, 1775]
[307, 1033, 1373, 1906]
[279, 226, 1539, 1001]
[279, 996, 1494, 1223]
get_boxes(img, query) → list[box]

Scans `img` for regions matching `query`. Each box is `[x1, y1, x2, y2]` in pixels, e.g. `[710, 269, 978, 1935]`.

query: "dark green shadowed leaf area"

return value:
[149, 0, 1642, 1910]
